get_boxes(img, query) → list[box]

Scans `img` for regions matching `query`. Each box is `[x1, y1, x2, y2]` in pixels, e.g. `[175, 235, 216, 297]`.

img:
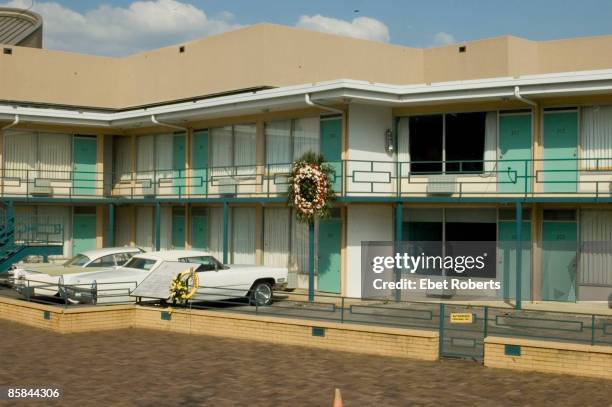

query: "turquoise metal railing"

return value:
[0, 157, 611, 199]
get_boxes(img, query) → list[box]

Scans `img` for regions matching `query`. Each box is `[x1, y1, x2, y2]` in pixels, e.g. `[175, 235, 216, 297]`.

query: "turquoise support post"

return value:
[515, 201, 523, 310]
[6, 201, 14, 245]
[222, 202, 229, 264]
[308, 221, 315, 302]
[155, 202, 161, 251]
[108, 204, 115, 247]
[395, 202, 403, 302]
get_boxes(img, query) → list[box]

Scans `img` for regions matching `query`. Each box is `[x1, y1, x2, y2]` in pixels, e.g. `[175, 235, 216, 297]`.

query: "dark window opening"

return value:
[458, 46, 466, 53]
[179, 46, 185, 53]
[409, 115, 443, 173]
[445, 112, 486, 173]
[3, 48, 12, 55]
[445, 221, 496, 277]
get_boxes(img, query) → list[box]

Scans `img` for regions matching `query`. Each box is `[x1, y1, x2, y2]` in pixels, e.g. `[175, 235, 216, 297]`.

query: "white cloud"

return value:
[296, 14, 390, 42]
[1, 0, 241, 56]
[433, 32, 456, 46]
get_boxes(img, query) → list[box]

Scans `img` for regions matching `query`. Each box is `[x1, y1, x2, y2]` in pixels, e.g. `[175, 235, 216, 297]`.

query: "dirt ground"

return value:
[0, 320, 610, 407]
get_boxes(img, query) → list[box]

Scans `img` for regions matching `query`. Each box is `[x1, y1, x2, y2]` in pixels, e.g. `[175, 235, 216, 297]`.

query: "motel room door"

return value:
[73, 208, 97, 255]
[73, 136, 97, 196]
[192, 130, 208, 195]
[542, 110, 578, 193]
[172, 208, 185, 249]
[317, 213, 342, 294]
[541, 210, 577, 302]
[498, 113, 532, 194]
[320, 116, 342, 192]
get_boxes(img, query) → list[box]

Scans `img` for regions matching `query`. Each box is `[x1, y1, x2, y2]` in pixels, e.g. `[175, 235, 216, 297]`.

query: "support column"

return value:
[108, 203, 115, 247]
[6, 200, 14, 245]
[222, 202, 229, 264]
[394, 202, 403, 302]
[515, 201, 523, 310]
[155, 202, 161, 251]
[308, 221, 315, 302]
[531, 204, 542, 301]
[255, 204, 263, 265]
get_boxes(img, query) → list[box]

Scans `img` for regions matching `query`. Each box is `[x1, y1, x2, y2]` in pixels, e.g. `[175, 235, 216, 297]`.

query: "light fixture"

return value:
[385, 128, 394, 153]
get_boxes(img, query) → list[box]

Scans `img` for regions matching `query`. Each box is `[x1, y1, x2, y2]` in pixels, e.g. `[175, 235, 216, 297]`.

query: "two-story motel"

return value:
[2, 21, 612, 303]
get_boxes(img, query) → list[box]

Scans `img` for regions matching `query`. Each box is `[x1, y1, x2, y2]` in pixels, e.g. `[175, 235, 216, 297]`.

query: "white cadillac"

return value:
[11, 247, 144, 297]
[64, 250, 288, 306]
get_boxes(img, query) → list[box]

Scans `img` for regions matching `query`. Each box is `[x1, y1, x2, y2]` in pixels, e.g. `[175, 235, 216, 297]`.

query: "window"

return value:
[180, 256, 224, 271]
[265, 117, 319, 171]
[114, 252, 134, 266]
[89, 254, 116, 267]
[404, 112, 496, 174]
[210, 124, 256, 169]
[4, 130, 72, 180]
[124, 257, 157, 270]
[581, 106, 612, 169]
[64, 254, 91, 267]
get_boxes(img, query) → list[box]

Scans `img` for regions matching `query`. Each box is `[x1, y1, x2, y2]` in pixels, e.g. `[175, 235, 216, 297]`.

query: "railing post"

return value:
[439, 303, 445, 356]
[6, 200, 14, 246]
[515, 201, 523, 310]
[524, 160, 529, 198]
[483, 306, 489, 338]
[591, 314, 596, 346]
[394, 202, 403, 302]
[308, 221, 315, 303]
[155, 201, 161, 251]
[108, 203, 115, 247]
[340, 296, 345, 324]
[222, 201, 229, 264]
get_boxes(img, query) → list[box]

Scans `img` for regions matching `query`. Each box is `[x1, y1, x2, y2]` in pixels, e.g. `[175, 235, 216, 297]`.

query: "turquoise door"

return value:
[73, 213, 96, 254]
[173, 133, 186, 195]
[172, 211, 185, 249]
[192, 130, 208, 195]
[73, 137, 97, 196]
[317, 217, 342, 293]
[543, 111, 578, 193]
[499, 114, 532, 193]
[498, 221, 532, 301]
[320, 117, 342, 192]
[542, 221, 577, 301]
[191, 213, 208, 250]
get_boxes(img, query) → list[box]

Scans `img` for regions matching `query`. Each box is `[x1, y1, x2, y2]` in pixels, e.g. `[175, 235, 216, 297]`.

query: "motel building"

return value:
[1, 9, 612, 306]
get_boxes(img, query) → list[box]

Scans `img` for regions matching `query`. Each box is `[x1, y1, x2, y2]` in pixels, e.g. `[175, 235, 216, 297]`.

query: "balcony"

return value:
[0, 158, 611, 201]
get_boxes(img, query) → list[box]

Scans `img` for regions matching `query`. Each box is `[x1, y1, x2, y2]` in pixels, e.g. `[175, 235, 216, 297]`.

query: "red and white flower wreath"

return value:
[288, 153, 335, 223]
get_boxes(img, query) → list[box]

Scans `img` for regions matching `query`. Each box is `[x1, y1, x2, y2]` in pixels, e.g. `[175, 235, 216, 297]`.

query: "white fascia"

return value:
[1, 68, 612, 128]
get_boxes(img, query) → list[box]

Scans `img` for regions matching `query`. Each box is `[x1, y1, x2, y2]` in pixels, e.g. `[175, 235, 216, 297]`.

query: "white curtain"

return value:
[13, 205, 36, 243]
[38, 133, 72, 180]
[398, 117, 410, 176]
[293, 117, 319, 159]
[208, 207, 225, 261]
[159, 206, 173, 250]
[114, 137, 132, 181]
[114, 206, 131, 247]
[135, 206, 153, 251]
[234, 124, 256, 167]
[231, 207, 256, 264]
[155, 133, 174, 177]
[579, 210, 612, 286]
[581, 106, 612, 169]
[136, 135, 154, 174]
[263, 208, 290, 267]
[265, 120, 292, 176]
[290, 212, 310, 273]
[4, 130, 36, 179]
[484, 111, 498, 173]
[37, 206, 70, 257]
[210, 127, 233, 193]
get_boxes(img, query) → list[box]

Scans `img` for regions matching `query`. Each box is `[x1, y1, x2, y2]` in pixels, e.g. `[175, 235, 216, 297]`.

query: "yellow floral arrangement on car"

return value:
[169, 268, 200, 304]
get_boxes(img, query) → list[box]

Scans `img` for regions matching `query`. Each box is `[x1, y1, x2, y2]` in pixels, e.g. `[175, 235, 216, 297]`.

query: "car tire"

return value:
[249, 281, 273, 306]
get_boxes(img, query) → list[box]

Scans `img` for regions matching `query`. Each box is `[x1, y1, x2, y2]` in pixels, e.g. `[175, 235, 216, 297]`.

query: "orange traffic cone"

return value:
[332, 388, 343, 407]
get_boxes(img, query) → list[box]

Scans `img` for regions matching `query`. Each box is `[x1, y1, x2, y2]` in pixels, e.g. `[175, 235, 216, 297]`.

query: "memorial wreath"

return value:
[287, 152, 335, 223]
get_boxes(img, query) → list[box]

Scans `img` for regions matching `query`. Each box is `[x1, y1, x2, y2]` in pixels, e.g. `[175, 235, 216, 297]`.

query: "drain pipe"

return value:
[305, 93, 344, 114]
[513, 86, 537, 107]
[1, 115, 19, 131]
[150, 114, 188, 132]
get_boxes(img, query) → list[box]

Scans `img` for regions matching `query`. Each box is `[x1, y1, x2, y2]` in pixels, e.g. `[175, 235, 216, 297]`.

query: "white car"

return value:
[13, 247, 144, 297]
[64, 250, 288, 306]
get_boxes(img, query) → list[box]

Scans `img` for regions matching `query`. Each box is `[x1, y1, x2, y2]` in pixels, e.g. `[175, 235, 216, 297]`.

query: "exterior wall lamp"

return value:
[385, 128, 394, 153]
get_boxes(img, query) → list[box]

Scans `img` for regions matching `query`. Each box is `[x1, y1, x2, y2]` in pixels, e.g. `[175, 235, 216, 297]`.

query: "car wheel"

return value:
[250, 281, 273, 306]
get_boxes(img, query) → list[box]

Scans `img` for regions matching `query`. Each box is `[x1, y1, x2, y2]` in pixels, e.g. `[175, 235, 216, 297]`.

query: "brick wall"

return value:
[485, 336, 612, 380]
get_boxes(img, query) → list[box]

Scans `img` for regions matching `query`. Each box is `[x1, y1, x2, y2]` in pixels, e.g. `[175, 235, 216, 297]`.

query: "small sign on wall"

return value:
[450, 313, 475, 324]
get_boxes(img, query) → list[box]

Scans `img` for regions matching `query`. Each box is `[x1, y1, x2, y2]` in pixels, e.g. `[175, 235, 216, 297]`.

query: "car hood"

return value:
[67, 268, 148, 285]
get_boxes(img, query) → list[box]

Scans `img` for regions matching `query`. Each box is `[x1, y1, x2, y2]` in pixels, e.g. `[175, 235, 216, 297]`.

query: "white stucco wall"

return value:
[347, 103, 394, 194]
[346, 205, 393, 297]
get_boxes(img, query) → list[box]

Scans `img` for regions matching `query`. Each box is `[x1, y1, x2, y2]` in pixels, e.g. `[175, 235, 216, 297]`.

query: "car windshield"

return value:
[63, 254, 91, 267]
[123, 257, 157, 271]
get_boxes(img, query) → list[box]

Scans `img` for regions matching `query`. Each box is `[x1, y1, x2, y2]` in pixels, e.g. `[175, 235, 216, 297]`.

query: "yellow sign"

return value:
[450, 313, 474, 324]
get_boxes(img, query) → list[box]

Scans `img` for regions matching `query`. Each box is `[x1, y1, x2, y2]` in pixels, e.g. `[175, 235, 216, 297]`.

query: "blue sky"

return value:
[3, 0, 612, 55]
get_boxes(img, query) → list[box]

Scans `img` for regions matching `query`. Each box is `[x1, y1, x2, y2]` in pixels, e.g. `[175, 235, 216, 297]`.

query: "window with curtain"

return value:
[231, 207, 256, 264]
[290, 211, 310, 274]
[579, 209, 612, 286]
[4, 130, 71, 180]
[265, 117, 320, 172]
[263, 207, 291, 267]
[209, 124, 256, 193]
[113, 136, 132, 182]
[581, 106, 612, 170]
[135, 206, 153, 251]
[114, 206, 132, 247]
[208, 207, 225, 261]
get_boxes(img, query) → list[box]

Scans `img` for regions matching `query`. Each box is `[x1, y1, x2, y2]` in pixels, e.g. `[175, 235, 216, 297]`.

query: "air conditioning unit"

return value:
[30, 179, 53, 196]
[426, 175, 456, 195]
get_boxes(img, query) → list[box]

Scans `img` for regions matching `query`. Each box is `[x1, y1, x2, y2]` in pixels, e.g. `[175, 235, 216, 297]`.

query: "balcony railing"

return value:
[0, 158, 611, 199]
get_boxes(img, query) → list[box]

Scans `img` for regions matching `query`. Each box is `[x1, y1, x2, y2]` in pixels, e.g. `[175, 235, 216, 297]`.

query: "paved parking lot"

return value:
[1, 320, 610, 406]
